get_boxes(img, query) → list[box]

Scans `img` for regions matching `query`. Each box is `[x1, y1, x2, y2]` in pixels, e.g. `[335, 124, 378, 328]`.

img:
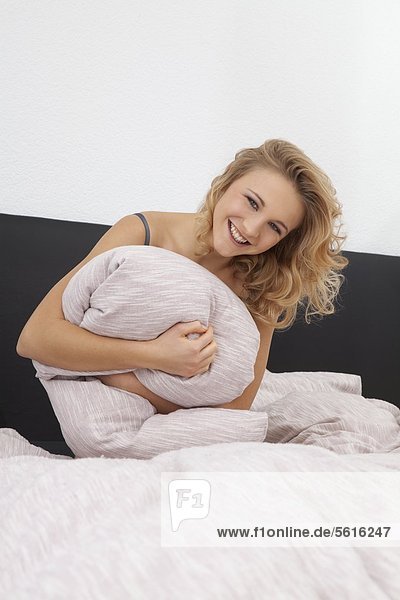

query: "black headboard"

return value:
[1, 213, 399, 457]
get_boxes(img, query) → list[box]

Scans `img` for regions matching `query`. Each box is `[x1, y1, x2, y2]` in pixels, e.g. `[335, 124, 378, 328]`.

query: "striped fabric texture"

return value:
[34, 245, 260, 406]
[32, 245, 267, 459]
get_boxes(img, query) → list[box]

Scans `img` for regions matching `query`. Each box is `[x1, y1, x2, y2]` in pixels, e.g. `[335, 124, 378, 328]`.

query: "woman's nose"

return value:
[241, 223, 260, 242]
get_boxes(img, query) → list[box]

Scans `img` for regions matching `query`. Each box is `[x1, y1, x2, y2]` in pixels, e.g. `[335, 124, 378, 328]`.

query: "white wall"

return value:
[1, 0, 399, 256]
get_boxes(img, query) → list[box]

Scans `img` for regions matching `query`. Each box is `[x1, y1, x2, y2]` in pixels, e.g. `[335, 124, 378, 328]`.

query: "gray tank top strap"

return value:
[133, 212, 151, 245]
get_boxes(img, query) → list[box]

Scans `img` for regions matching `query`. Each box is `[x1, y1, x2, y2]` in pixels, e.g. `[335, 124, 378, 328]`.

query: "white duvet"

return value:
[1, 370, 400, 599]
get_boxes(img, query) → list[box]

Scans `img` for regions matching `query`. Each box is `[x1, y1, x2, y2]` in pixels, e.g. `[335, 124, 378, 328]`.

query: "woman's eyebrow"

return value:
[246, 188, 266, 207]
[246, 188, 289, 233]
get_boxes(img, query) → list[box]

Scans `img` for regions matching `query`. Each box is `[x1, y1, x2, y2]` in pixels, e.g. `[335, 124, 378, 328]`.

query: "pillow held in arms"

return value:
[32, 246, 267, 459]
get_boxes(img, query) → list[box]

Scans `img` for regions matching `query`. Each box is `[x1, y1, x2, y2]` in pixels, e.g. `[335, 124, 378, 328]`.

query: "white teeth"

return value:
[229, 221, 248, 244]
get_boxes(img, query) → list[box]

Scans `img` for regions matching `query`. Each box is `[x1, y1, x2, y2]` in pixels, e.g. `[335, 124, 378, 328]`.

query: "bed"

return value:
[1, 212, 399, 598]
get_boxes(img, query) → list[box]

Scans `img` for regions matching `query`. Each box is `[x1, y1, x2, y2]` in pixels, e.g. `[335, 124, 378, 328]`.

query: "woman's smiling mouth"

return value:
[228, 220, 251, 246]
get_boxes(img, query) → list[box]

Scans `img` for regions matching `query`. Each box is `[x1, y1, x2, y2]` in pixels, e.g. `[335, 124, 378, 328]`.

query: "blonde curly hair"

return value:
[193, 139, 349, 330]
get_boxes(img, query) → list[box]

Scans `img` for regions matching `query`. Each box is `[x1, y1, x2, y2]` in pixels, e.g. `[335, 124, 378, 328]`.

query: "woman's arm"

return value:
[18, 319, 159, 372]
[16, 215, 158, 371]
[214, 319, 274, 410]
[96, 372, 183, 414]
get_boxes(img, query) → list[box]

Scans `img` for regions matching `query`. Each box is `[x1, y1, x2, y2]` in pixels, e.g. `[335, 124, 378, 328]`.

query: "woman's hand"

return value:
[151, 321, 217, 377]
[96, 372, 182, 415]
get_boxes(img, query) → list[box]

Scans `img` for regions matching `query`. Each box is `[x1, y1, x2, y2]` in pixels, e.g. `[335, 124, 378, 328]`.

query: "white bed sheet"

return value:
[1, 369, 399, 599]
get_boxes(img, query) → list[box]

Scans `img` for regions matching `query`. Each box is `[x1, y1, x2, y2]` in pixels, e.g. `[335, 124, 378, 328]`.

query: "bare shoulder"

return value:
[138, 211, 194, 255]
[127, 211, 170, 248]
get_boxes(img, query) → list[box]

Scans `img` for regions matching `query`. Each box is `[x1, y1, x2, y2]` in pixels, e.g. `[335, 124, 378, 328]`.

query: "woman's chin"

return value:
[213, 240, 234, 257]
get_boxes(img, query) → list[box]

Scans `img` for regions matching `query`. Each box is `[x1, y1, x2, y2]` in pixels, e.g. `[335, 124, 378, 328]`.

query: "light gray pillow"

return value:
[32, 245, 266, 459]
[37, 376, 268, 459]
[35, 245, 260, 407]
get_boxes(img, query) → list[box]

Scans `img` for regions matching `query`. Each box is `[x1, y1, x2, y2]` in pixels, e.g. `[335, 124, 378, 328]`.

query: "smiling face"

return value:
[212, 168, 306, 257]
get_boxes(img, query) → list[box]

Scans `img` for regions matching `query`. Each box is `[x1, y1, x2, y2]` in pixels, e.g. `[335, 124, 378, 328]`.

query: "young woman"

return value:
[17, 138, 348, 415]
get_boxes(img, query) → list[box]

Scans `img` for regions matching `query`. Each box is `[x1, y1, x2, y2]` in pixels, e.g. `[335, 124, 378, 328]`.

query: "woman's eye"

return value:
[246, 196, 258, 210]
[271, 223, 281, 235]
[246, 196, 281, 235]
